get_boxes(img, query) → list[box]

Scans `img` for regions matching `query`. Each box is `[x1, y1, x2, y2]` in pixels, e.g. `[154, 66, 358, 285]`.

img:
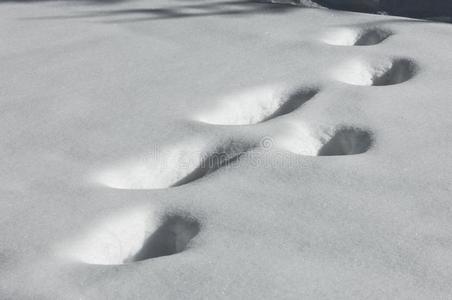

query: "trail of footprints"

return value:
[60, 23, 418, 265]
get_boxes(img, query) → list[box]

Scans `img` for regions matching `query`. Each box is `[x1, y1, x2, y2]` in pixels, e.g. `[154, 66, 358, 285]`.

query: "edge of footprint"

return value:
[90, 137, 257, 190]
[322, 26, 393, 46]
[277, 124, 375, 156]
[195, 85, 320, 126]
[332, 56, 418, 86]
[56, 206, 202, 265]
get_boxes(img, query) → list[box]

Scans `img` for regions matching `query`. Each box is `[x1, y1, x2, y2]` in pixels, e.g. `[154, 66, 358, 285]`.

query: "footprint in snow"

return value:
[66, 22, 422, 265]
[58, 208, 200, 265]
[333, 57, 417, 86]
[322, 26, 392, 46]
[92, 83, 374, 191]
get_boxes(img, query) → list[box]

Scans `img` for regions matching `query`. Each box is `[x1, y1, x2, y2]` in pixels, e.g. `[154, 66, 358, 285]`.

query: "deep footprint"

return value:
[59, 209, 200, 265]
[334, 58, 417, 86]
[172, 144, 246, 187]
[262, 88, 319, 122]
[323, 27, 392, 46]
[318, 127, 373, 156]
[197, 86, 318, 125]
[130, 215, 200, 262]
[93, 139, 253, 190]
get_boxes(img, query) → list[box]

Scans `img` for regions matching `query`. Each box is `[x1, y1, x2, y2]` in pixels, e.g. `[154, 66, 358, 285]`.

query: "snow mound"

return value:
[322, 27, 392, 46]
[333, 57, 417, 86]
[58, 208, 200, 265]
[196, 86, 318, 125]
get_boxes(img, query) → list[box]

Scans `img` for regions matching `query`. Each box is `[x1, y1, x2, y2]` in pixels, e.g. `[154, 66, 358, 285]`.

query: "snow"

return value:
[332, 56, 417, 86]
[1, 0, 452, 299]
[321, 26, 392, 46]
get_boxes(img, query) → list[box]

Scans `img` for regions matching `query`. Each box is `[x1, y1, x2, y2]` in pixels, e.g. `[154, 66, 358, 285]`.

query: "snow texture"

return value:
[0, 0, 452, 299]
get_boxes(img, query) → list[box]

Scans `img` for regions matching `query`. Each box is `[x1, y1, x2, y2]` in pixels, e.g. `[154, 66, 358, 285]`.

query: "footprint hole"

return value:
[59, 210, 201, 265]
[323, 27, 392, 46]
[197, 86, 318, 125]
[262, 88, 318, 122]
[171, 147, 246, 187]
[334, 58, 417, 86]
[318, 127, 373, 156]
[372, 58, 417, 86]
[130, 215, 200, 262]
[355, 28, 392, 45]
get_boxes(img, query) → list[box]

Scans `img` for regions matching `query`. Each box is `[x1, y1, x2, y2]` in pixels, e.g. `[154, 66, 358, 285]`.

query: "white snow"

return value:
[1, 0, 452, 299]
[58, 207, 155, 265]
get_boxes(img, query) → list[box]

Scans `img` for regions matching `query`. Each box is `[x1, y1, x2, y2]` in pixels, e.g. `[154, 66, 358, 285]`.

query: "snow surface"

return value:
[1, 0, 452, 299]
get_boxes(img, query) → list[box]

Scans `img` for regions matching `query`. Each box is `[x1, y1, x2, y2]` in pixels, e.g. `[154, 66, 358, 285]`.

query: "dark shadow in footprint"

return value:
[373, 58, 417, 86]
[263, 88, 318, 122]
[324, 27, 392, 46]
[131, 215, 200, 261]
[336, 58, 417, 86]
[355, 28, 392, 45]
[318, 128, 373, 156]
[172, 151, 244, 187]
[172, 140, 252, 187]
